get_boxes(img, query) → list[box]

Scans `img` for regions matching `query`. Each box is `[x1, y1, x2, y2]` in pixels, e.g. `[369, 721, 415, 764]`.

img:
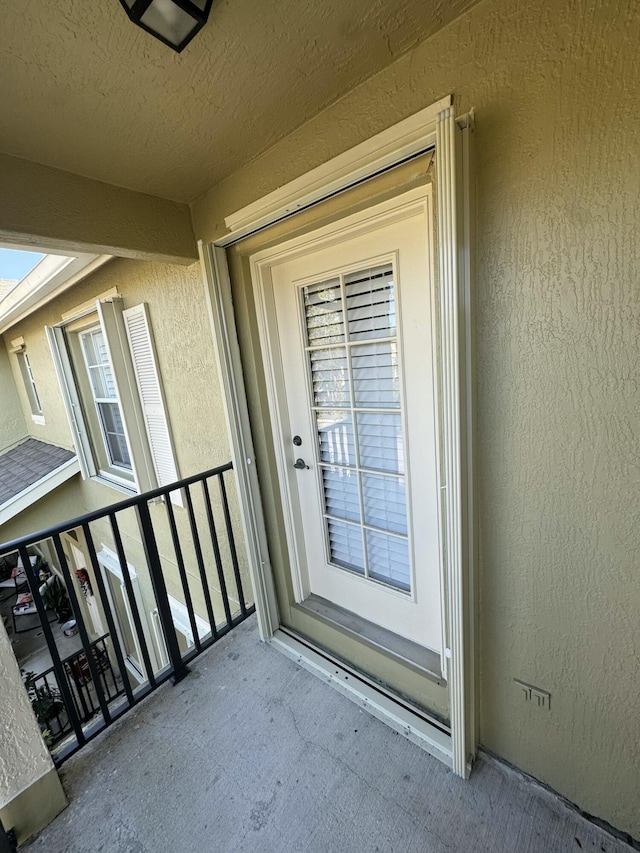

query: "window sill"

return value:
[92, 474, 138, 497]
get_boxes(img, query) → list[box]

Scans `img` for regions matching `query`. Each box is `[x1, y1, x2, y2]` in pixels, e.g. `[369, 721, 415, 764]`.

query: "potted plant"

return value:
[41, 575, 73, 622]
[21, 670, 66, 747]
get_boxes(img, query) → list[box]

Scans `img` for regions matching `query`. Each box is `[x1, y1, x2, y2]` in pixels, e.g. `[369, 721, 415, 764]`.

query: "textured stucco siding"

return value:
[192, 0, 640, 838]
[0, 618, 53, 808]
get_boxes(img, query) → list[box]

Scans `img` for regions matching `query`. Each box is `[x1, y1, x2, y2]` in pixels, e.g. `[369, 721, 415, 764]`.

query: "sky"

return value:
[0, 248, 45, 281]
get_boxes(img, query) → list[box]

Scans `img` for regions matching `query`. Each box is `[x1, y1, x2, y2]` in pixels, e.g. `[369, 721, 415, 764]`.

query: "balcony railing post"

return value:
[135, 501, 190, 685]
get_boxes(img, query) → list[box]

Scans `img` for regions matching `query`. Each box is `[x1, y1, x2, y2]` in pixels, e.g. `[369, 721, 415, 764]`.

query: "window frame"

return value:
[13, 346, 45, 424]
[77, 323, 136, 485]
[46, 295, 182, 504]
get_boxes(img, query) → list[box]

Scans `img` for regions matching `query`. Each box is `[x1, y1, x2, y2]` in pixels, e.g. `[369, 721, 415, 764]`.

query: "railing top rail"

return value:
[0, 462, 233, 556]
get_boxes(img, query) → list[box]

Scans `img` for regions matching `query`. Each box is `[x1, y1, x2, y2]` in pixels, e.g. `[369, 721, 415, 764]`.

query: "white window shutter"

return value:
[121, 304, 183, 507]
[45, 325, 96, 479]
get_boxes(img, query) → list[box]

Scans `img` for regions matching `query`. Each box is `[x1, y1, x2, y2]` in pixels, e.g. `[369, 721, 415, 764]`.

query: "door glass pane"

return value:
[356, 412, 404, 473]
[304, 278, 344, 345]
[302, 262, 411, 593]
[327, 520, 365, 574]
[322, 466, 360, 523]
[316, 411, 355, 466]
[310, 348, 349, 407]
[362, 473, 407, 535]
[344, 264, 396, 341]
[351, 342, 400, 409]
[366, 530, 410, 591]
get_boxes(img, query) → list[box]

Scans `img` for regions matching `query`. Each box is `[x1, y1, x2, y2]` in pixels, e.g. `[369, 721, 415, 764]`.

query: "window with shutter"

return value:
[122, 303, 182, 505]
[46, 298, 181, 504]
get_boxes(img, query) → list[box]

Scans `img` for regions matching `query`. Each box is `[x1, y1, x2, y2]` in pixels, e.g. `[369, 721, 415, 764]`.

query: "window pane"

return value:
[303, 278, 344, 345]
[322, 466, 360, 523]
[352, 342, 400, 409]
[366, 530, 410, 591]
[328, 520, 364, 574]
[316, 411, 355, 467]
[98, 402, 131, 469]
[362, 473, 407, 535]
[356, 412, 404, 473]
[310, 347, 349, 407]
[345, 264, 396, 341]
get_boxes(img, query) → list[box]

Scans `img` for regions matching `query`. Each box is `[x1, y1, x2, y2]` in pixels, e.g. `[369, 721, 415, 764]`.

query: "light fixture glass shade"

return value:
[119, 0, 214, 52]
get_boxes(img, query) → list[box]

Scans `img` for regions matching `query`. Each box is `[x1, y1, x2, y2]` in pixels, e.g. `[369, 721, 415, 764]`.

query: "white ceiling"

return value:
[1, 0, 478, 204]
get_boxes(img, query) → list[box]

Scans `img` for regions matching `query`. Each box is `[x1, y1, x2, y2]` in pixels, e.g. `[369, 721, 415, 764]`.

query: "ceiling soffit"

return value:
[0, 0, 478, 203]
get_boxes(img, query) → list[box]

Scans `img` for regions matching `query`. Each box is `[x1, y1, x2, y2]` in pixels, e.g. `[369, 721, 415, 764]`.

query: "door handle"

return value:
[293, 458, 309, 470]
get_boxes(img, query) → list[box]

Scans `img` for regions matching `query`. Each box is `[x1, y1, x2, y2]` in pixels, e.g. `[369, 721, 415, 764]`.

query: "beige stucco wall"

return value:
[1, 256, 250, 640]
[0, 617, 66, 835]
[0, 342, 27, 453]
[0, 153, 197, 263]
[192, 0, 640, 838]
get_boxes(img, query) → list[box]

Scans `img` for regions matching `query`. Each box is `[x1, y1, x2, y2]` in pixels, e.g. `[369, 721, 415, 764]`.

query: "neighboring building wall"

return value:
[0, 341, 27, 453]
[192, 0, 640, 839]
[1, 257, 251, 658]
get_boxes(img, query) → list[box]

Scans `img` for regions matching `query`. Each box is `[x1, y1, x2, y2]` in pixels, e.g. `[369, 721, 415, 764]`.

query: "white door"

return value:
[254, 188, 444, 653]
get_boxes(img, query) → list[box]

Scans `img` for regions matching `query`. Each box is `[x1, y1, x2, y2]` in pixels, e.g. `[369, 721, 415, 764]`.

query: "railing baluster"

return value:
[202, 478, 233, 626]
[82, 523, 135, 708]
[1, 461, 255, 766]
[218, 470, 247, 617]
[18, 545, 85, 748]
[136, 500, 190, 685]
[51, 533, 112, 726]
[109, 514, 156, 689]
[164, 498, 201, 653]
[184, 485, 218, 640]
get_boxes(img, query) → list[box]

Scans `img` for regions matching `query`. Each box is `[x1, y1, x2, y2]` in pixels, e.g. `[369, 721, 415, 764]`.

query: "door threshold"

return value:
[296, 594, 444, 685]
[269, 627, 464, 774]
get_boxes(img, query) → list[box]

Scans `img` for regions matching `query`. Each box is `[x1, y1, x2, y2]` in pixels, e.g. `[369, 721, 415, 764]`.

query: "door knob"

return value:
[293, 458, 309, 470]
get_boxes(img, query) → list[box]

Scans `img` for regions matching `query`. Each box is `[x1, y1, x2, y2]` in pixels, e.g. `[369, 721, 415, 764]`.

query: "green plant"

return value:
[21, 669, 65, 732]
[41, 575, 73, 622]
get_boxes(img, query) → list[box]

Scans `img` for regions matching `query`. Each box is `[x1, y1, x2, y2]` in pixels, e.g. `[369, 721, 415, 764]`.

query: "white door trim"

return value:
[200, 98, 475, 778]
[223, 95, 451, 240]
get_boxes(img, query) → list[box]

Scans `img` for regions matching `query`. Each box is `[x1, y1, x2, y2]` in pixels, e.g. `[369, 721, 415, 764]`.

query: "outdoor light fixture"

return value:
[119, 0, 214, 52]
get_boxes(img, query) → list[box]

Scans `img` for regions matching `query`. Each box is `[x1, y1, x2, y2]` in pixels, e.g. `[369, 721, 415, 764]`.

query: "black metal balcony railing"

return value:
[0, 462, 254, 765]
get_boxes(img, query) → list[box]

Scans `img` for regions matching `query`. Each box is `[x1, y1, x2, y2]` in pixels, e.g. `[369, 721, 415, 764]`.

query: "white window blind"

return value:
[302, 261, 411, 592]
[122, 303, 183, 507]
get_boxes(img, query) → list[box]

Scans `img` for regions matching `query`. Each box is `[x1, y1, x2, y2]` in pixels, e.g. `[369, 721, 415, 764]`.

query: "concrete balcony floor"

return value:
[26, 616, 628, 853]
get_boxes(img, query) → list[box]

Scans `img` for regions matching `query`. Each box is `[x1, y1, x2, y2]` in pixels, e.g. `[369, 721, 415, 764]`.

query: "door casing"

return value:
[199, 100, 476, 776]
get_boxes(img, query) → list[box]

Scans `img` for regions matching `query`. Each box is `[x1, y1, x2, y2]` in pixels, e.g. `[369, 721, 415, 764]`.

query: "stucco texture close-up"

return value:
[189, 0, 640, 839]
[0, 619, 54, 807]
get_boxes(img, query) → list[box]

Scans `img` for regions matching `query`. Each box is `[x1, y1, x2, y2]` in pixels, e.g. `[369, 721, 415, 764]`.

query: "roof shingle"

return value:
[0, 439, 76, 506]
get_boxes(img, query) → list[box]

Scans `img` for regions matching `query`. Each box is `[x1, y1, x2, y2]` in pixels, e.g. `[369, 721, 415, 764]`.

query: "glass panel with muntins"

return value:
[301, 261, 412, 593]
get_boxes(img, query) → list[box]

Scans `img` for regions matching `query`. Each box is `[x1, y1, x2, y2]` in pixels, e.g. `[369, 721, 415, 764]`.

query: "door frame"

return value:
[199, 97, 476, 777]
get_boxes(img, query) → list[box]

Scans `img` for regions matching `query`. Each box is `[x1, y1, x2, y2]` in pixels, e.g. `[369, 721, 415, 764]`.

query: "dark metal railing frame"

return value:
[1, 462, 254, 765]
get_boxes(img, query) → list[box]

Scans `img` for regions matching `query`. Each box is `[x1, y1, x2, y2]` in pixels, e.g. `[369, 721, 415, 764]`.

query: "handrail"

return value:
[5, 461, 254, 765]
[0, 462, 233, 556]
